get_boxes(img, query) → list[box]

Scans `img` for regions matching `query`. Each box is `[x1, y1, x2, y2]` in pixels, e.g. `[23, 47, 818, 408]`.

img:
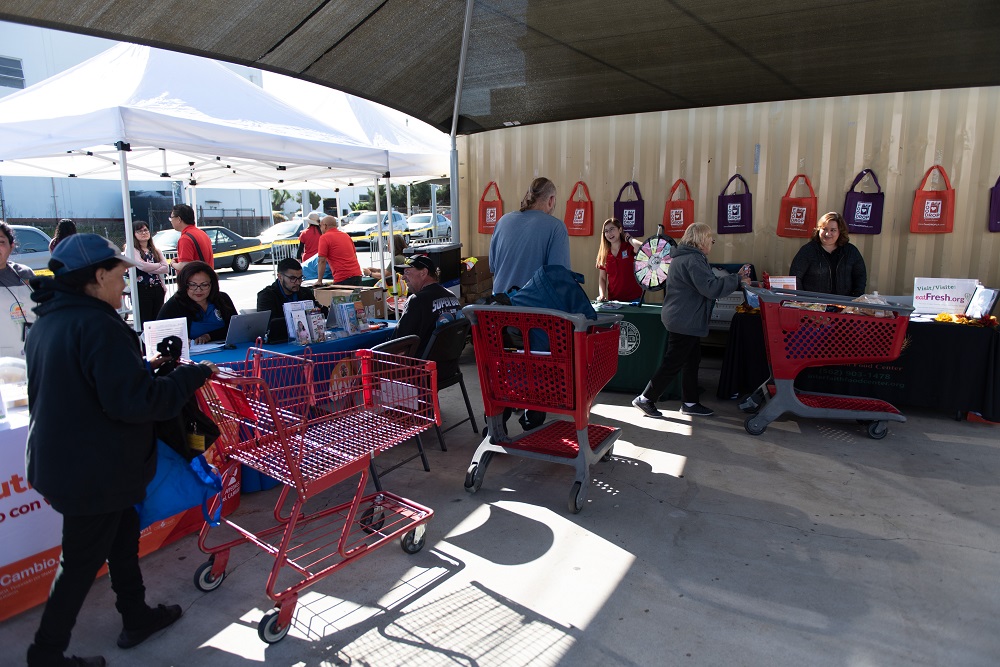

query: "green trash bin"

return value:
[603, 304, 681, 399]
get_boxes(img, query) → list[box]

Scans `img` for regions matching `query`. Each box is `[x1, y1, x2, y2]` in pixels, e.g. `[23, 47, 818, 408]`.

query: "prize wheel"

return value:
[634, 232, 677, 292]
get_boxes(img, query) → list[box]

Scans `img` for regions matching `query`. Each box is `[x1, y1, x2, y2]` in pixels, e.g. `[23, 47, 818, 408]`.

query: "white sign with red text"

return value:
[912, 277, 979, 315]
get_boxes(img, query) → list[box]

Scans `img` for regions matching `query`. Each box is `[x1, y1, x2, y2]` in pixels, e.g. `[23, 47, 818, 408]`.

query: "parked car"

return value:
[153, 226, 266, 272]
[340, 211, 408, 247]
[341, 210, 363, 225]
[9, 225, 53, 272]
[256, 218, 307, 262]
[406, 213, 451, 240]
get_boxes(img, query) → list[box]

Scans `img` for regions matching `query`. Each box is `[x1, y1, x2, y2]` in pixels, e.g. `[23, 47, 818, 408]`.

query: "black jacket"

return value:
[158, 291, 237, 341]
[256, 280, 318, 342]
[25, 279, 212, 515]
[789, 240, 867, 297]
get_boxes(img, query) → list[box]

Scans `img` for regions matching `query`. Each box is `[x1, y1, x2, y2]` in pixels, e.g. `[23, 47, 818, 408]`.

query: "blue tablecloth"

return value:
[197, 324, 393, 365]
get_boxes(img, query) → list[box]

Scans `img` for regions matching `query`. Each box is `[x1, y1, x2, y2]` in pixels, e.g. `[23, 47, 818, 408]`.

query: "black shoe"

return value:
[632, 396, 661, 417]
[117, 603, 182, 649]
[27, 646, 106, 667]
[680, 402, 714, 417]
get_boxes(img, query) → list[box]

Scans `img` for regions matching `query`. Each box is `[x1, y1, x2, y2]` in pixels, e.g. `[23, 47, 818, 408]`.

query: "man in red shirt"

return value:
[315, 216, 362, 286]
[297, 212, 322, 261]
[169, 204, 213, 272]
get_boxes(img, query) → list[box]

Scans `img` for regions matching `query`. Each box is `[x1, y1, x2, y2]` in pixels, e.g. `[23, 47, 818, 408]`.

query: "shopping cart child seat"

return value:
[462, 305, 623, 513]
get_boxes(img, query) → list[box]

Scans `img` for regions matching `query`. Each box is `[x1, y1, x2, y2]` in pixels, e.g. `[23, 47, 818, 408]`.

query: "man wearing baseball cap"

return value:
[25, 234, 216, 666]
[392, 253, 463, 355]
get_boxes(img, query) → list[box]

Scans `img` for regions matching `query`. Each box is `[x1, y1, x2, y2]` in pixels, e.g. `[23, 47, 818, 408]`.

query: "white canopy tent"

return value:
[0, 43, 450, 330]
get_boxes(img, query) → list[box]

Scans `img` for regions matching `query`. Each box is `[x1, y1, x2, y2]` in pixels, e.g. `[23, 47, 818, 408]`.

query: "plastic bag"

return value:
[842, 292, 894, 318]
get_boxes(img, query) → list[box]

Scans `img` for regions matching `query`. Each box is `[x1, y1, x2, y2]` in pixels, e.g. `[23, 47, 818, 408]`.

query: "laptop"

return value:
[224, 310, 272, 346]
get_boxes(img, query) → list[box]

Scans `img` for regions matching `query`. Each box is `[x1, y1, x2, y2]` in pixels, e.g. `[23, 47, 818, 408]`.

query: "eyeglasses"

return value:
[169, 214, 179, 220]
[280, 274, 303, 283]
[187, 282, 211, 291]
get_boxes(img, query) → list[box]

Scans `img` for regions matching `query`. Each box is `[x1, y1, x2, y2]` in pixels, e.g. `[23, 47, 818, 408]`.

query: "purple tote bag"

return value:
[843, 168, 885, 234]
[989, 174, 1000, 232]
[614, 181, 645, 236]
[717, 174, 753, 234]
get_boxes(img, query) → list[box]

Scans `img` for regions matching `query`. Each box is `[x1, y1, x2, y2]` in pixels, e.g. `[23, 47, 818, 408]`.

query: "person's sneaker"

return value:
[117, 603, 182, 649]
[632, 396, 661, 417]
[680, 402, 715, 417]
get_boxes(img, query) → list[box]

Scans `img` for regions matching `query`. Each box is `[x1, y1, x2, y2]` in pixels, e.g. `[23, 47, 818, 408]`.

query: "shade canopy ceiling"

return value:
[1, 1, 999, 135]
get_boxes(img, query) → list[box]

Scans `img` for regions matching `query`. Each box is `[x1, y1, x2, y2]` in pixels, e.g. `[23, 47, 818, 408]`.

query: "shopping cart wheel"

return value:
[360, 506, 386, 534]
[193, 560, 225, 593]
[866, 421, 888, 440]
[401, 525, 426, 554]
[258, 608, 290, 644]
[744, 416, 767, 436]
[600, 445, 614, 462]
[568, 481, 587, 514]
[464, 451, 493, 493]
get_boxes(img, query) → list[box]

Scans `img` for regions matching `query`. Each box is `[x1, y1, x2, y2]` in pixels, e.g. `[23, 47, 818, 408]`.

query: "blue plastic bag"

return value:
[136, 440, 223, 529]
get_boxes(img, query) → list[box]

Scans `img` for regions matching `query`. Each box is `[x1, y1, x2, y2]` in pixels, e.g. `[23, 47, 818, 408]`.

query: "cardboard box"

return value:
[314, 285, 387, 319]
[461, 275, 493, 295]
[460, 255, 490, 285]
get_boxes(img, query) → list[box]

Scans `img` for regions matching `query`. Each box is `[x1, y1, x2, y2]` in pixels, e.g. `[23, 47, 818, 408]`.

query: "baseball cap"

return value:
[50, 233, 139, 275]
[394, 254, 436, 273]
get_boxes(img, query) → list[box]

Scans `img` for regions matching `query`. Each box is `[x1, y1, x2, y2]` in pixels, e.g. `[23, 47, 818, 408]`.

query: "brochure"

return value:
[142, 317, 190, 360]
[966, 285, 998, 319]
[283, 299, 315, 342]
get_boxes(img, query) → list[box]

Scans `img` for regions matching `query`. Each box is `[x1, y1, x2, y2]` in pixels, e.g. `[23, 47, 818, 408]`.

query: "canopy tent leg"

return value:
[448, 0, 476, 247]
[117, 142, 141, 334]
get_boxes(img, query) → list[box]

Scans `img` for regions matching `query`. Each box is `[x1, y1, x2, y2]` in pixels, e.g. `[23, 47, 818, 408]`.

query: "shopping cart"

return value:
[193, 347, 438, 643]
[742, 286, 914, 439]
[462, 305, 622, 513]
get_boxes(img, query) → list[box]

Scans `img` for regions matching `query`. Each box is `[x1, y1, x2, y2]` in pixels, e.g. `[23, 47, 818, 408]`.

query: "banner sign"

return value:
[912, 277, 979, 314]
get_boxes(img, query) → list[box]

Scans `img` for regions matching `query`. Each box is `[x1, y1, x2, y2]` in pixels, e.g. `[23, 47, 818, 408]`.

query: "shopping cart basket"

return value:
[462, 305, 622, 513]
[742, 286, 914, 439]
[193, 347, 438, 643]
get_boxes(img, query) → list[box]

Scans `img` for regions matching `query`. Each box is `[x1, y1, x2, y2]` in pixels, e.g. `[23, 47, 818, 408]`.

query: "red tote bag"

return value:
[563, 181, 594, 236]
[662, 179, 694, 238]
[910, 165, 955, 234]
[478, 181, 503, 234]
[777, 174, 817, 238]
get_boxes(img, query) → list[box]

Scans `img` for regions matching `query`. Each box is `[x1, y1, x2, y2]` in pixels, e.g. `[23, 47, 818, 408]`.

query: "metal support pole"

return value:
[449, 0, 475, 247]
[116, 142, 141, 333]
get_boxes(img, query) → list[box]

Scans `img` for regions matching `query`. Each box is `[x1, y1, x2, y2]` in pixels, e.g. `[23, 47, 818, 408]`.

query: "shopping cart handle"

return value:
[743, 285, 915, 316]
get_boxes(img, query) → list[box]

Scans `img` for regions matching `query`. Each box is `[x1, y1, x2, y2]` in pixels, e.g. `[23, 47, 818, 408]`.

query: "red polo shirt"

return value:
[177, 225, 214, 266]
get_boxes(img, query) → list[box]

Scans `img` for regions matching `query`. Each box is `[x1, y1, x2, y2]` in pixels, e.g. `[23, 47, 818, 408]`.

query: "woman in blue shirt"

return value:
[157, 261, 236, 344]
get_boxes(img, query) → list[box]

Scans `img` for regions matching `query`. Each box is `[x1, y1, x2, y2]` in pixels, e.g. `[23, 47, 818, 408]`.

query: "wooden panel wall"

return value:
[458, 87, 1000, 299]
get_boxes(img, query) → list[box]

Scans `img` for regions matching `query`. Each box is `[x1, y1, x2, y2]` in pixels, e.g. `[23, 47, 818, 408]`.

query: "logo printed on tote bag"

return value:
[727, 203, 741, 221]
[485, 208, 498, 223]
[670, 209, 684, 227]
[924, 200, 942, 220]
[573, 208, 585, 224]
[622, 209, 635, 224]
[790, 206, 807, 225]
[854, 202, 872, 221]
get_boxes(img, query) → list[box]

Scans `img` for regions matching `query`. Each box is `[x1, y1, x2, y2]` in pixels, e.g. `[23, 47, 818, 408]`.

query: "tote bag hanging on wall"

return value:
[776, 174, 817, 238]
[563, 181, 594, 236]
[478, 181, 503, 234]
[988, 174, 1000, 232]
[614, 181, 645, 236]
[662, 179, 694, 238]
[717, 174, 752, 234]
[843, 168, 885, 235]
[910, 165, 955, 234]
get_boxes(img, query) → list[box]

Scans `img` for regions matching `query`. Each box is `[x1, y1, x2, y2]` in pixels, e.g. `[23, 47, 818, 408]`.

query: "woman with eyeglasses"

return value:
[157, 261, 236, 344]
[125, 220, 169, 328]
[788, 211, 867, 297]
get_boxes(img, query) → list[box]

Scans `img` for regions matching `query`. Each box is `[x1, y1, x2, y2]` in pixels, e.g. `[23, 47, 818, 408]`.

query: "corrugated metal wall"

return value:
[458, 86, 1000, 299]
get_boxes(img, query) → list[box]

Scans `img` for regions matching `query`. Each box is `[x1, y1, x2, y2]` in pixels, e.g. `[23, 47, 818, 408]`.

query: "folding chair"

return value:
[420, 318, 479, 451]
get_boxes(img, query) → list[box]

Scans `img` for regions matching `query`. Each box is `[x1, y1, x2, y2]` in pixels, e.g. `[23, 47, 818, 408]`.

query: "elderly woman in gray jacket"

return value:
[633, 223, 749, 418]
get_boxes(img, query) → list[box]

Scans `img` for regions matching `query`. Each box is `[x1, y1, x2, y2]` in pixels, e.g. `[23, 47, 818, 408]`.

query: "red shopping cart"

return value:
[742, 286, 914, 439]
[193, 347, 438, 643]
[462, 305, 622, 513]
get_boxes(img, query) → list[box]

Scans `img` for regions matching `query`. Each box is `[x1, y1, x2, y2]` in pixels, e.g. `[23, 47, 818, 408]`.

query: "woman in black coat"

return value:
[158, 260, 237, 344]
[789, 211, 867, 297]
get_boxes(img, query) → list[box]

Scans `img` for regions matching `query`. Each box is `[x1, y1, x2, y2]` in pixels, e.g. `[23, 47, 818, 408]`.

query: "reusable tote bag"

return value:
[990, 174, 1000, 232]
[478, 181, 503, 234]
[137, 440, 223, 529]
[614, 181, 645, 236]
[843, 168, 885, 234]
[776, 174, 817, 238]
[717, 173, 753, 234]
[910, 165, 955, 234]
[563, 181, 594, 236]
[662, 179, 694, 238]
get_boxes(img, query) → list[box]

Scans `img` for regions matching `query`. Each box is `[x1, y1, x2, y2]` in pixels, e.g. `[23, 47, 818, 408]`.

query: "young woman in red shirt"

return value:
[596, 217, 643, 302]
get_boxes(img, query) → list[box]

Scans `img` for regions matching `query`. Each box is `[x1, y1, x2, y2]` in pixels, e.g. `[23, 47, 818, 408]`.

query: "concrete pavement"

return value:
[3, 347, 998, 666]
